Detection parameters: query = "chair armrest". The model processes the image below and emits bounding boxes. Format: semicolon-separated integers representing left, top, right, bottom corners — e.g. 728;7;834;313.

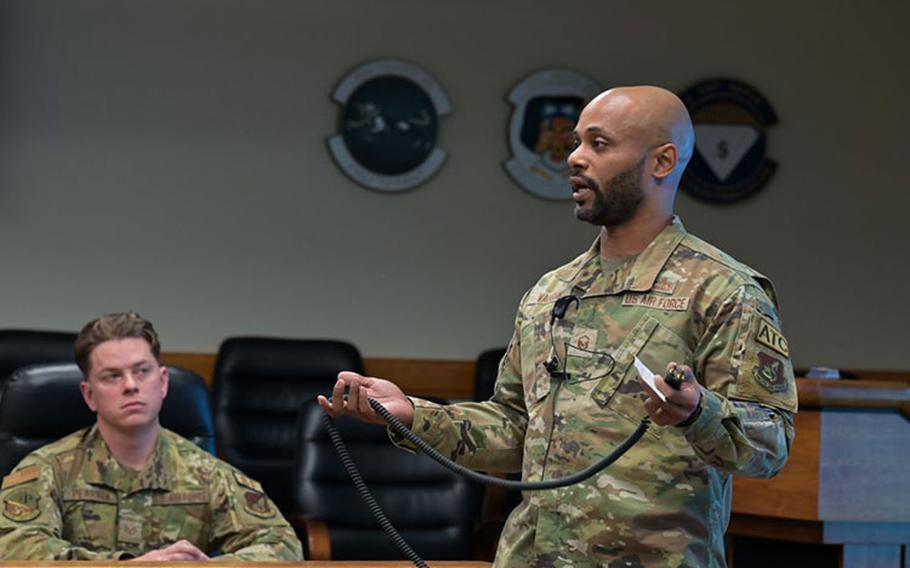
289;515;331;560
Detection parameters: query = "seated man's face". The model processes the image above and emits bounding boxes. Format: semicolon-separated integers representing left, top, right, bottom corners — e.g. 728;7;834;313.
79;337;169;434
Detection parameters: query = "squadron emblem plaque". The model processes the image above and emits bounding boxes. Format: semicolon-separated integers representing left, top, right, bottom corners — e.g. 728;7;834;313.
504;69;600;200
679;79;778;203
328;59;451;192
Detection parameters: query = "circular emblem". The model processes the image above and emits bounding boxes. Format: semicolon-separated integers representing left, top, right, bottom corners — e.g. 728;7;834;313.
3;487;41;522
679;78;778;203
504;69;601;200
328;59;451;192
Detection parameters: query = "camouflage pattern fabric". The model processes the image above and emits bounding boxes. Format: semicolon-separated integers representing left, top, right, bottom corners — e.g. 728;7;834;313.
0;425;302;561
397;217;797;568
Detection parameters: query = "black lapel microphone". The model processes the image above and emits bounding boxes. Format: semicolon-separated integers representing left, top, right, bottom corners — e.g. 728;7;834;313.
545;295;580;378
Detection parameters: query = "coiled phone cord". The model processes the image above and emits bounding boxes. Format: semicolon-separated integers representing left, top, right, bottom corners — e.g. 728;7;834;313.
320;397;650;567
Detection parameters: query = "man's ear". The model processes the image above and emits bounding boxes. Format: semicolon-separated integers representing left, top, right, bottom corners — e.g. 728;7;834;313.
80;380;97;412
652;143;679;180
159;365;169;399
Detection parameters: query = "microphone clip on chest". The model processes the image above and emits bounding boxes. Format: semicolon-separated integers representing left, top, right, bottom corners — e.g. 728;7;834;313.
544;294;580;380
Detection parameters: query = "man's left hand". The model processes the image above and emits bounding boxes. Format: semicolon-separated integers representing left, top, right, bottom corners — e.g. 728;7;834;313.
638;362;702;427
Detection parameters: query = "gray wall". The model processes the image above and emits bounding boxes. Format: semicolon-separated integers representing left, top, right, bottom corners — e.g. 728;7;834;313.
1;1;907;369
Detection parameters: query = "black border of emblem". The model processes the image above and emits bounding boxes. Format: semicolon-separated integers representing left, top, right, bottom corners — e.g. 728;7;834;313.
679;78;778;204
504;69;600;200
327;59;451;193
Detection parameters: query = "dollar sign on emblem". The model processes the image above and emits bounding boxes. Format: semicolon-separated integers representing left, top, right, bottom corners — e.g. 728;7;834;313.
717;140;728;160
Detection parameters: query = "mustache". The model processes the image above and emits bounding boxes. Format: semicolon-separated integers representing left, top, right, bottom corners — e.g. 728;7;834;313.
568;168;599;191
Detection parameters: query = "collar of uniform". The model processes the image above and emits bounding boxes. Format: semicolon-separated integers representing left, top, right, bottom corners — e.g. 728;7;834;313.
568;216;688;297
133;432;174;492
80;424;173;493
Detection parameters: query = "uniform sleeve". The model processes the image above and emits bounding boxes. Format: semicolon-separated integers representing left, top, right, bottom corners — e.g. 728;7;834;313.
685;283;798;478
0;457;126;560
207;466;303;561
390;299;531;473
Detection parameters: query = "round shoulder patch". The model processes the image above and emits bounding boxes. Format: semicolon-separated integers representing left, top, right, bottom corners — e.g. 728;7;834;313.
3;487;41;522
241;490;276;519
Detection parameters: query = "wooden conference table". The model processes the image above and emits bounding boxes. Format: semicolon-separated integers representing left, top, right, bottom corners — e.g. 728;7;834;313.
1;563;491;568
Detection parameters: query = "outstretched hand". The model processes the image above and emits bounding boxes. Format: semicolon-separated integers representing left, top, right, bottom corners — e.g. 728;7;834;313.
317;371;415;428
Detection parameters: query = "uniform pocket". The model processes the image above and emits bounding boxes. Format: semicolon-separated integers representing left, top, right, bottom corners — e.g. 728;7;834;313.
62;497;118;550
155;502;209;545
591;315;660;408
591;315;693;437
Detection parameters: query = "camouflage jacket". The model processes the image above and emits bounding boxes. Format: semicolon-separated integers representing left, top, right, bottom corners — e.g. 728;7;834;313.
402;218;797;568
0;425;302;561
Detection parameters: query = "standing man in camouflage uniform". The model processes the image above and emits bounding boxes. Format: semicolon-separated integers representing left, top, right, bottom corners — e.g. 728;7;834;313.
320;86;798;568
0;313;303;561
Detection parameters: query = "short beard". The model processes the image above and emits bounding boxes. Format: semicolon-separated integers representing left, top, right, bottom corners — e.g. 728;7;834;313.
573;157;646;228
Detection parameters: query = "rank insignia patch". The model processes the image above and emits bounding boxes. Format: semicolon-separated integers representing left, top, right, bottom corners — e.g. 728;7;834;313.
679;78;778;203
118;518;144;545
753;352;788;393
504;69;600;200
328;59;450;193
2;487;40;522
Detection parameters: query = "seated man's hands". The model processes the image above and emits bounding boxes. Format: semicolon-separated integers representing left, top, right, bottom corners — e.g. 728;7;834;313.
131;539;210;561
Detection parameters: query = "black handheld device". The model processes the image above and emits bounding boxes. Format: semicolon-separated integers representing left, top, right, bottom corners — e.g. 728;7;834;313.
664;365;687;389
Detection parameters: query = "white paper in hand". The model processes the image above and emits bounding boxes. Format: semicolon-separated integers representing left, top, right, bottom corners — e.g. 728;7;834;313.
634;356;666;402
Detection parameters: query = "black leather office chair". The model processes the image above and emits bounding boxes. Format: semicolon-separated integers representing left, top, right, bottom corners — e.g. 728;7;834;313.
0;363;215;477
0;329;78;394
474;347;507;401
212;337;364;516
293;400;483;561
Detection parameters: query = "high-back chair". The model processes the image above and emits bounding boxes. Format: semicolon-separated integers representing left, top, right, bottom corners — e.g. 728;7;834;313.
212;337;364;516
0;329;78;398
293;400;483;560
473;347;507;401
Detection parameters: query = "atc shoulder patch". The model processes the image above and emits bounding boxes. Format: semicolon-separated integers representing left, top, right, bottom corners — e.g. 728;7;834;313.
3;486;41;522
755;315;789;357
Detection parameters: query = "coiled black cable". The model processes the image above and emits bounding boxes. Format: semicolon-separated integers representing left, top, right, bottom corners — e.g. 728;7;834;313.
321;397;650;566
369;397;651;490
321;411;429;568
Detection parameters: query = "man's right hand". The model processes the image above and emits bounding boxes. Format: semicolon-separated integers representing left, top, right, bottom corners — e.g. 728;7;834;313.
131;539;210;561
317;371;414;428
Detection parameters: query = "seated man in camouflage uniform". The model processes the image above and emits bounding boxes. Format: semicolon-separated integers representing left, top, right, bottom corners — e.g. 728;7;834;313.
320;86;798;567
0;313;303;561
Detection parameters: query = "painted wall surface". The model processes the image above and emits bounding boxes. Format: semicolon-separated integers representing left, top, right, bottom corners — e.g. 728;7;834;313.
0;1;907;368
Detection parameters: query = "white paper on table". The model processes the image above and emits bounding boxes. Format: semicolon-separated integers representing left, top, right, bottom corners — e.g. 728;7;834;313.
633;356;666;402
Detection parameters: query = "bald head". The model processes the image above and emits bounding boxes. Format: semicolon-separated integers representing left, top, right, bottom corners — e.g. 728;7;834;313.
585;86;694;177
